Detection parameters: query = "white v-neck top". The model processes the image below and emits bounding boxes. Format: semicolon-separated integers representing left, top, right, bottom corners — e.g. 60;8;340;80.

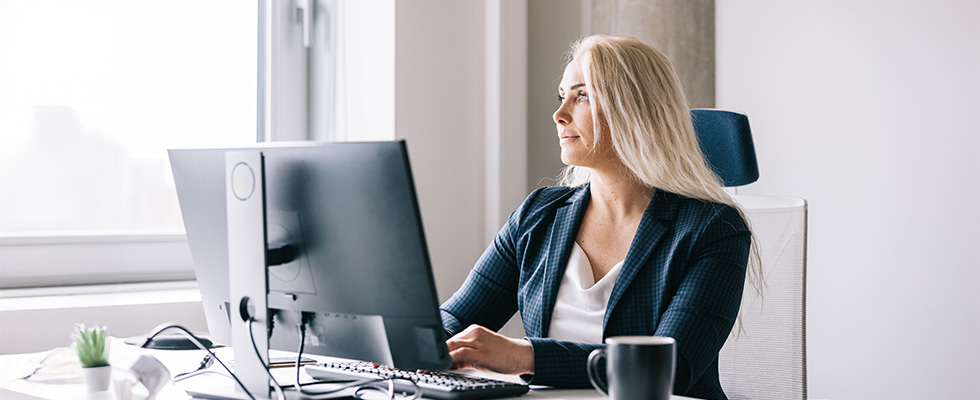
547;241;624;344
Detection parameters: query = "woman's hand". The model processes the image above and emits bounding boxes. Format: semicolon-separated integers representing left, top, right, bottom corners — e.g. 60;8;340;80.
445;324;535;376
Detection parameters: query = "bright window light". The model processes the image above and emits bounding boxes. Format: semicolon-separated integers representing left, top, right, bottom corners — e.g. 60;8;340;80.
0;0;257;235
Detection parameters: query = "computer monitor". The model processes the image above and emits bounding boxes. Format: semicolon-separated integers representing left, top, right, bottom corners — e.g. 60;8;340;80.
169;140;451;372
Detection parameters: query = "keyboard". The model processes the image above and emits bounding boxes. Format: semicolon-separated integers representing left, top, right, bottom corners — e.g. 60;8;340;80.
305;361;530;400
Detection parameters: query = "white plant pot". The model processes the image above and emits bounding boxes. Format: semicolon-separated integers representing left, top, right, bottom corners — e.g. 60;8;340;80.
82;365;112;392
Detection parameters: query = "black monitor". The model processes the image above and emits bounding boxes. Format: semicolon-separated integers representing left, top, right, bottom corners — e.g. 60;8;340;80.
168;140;451;372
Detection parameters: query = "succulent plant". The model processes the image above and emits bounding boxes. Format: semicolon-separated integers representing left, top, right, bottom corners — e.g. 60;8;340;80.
72;324;110;368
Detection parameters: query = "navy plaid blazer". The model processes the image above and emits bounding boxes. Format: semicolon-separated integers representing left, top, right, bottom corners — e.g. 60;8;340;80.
440;184;750;400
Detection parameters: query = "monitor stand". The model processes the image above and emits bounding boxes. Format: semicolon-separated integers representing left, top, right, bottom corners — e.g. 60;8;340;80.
225;151;271;398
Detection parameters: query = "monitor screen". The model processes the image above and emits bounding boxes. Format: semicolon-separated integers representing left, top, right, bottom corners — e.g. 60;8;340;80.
169;140;451;371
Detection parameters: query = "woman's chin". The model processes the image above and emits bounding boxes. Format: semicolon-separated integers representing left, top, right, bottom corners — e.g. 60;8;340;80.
559;154;574;166
560;152;587;167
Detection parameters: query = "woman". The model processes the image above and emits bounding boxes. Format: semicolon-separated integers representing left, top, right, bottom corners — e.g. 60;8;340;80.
440;35;754;400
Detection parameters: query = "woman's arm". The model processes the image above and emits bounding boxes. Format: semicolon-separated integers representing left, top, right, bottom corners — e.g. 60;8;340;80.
440;188;555;337
655;205;750;393
439;221;523;336
522;337;603;387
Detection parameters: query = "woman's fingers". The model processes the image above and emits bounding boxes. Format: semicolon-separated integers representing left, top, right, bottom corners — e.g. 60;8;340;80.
446;326;491;367
445;325;534;376
448;346;481;369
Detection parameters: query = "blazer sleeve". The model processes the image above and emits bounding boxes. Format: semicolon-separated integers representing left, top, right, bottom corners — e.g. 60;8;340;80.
439;189;546;337
655;205;750;394
521;337;602;387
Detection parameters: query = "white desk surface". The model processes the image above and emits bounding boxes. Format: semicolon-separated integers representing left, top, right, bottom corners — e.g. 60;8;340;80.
0;339;696;400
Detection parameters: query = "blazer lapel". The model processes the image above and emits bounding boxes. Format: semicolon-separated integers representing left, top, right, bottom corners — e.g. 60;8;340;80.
536;185;590;338
603;190;679;332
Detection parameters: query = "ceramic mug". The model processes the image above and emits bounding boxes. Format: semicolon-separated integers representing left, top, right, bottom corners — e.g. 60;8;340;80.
587;336;676;400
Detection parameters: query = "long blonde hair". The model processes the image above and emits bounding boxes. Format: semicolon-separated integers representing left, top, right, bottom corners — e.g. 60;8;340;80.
558;35;763;301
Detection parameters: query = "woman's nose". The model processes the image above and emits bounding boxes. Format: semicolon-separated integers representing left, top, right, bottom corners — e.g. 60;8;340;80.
553;102;570;125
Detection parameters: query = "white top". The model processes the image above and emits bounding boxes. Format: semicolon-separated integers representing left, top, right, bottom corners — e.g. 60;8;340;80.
547;242;624;344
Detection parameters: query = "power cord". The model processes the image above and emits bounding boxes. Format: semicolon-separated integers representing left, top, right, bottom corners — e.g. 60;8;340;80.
288;320;386;399
246;313;389;399
289;317;421;400
246;318;286;400
173;354;213;381
141;323;255;400
146;319;422;400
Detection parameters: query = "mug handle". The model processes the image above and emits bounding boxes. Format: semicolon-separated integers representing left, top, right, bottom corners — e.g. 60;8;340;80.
587;348;607;395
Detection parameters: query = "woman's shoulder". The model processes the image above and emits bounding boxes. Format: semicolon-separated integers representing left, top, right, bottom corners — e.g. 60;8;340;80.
527;185;582;203
510;185;585;221
660;190;748;231
524;185;584;208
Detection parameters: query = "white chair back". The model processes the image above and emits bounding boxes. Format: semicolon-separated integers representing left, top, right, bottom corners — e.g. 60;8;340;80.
719;195;808;400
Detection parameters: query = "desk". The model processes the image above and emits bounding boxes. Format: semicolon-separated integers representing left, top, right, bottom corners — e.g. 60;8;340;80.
0;340;696;400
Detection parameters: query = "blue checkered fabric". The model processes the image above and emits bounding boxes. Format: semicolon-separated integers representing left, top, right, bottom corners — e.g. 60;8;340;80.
440;185;750;400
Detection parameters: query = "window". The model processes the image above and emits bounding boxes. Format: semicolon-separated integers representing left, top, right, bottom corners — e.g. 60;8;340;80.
0;0;359;290
0;0;257;288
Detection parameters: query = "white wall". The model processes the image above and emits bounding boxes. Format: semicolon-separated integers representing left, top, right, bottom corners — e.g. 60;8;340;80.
393;1;490;302
716;1;980;399
343;0;522;303
526;0;581;191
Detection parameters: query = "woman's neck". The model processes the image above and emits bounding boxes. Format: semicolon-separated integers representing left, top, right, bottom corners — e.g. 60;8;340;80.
587;169;654;222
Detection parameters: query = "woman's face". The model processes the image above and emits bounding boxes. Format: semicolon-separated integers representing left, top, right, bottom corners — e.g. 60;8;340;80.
553;60;617;169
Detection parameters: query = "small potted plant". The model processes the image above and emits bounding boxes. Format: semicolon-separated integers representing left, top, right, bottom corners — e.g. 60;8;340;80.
73;324;111;392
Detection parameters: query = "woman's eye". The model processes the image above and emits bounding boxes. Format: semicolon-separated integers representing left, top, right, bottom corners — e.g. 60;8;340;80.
557;95;565;104
577;93;589;102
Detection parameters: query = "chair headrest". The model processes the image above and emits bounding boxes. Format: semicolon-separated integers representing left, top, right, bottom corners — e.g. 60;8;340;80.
691;109;760;187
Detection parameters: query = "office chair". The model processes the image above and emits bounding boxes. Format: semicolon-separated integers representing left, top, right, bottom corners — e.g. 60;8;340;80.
692;109;809;400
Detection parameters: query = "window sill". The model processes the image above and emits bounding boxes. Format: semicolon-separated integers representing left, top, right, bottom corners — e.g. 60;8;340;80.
0;280;199;306
0;281;206;354
0;234;194;289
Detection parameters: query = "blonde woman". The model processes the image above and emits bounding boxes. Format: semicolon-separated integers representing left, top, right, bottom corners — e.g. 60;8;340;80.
441;35;752;400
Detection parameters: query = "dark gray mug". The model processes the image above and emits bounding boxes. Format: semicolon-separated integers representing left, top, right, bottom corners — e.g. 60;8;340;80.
587;336;676;400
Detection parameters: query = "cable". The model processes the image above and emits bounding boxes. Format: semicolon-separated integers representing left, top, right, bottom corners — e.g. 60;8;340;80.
142;324;255;400
291;321;384;399
295;317;307;392
288;318;420;400
173;354;213;381
351;378;421;400
354;379;396;400
172;369;236;384
294;377;395;399
246;318;285;400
